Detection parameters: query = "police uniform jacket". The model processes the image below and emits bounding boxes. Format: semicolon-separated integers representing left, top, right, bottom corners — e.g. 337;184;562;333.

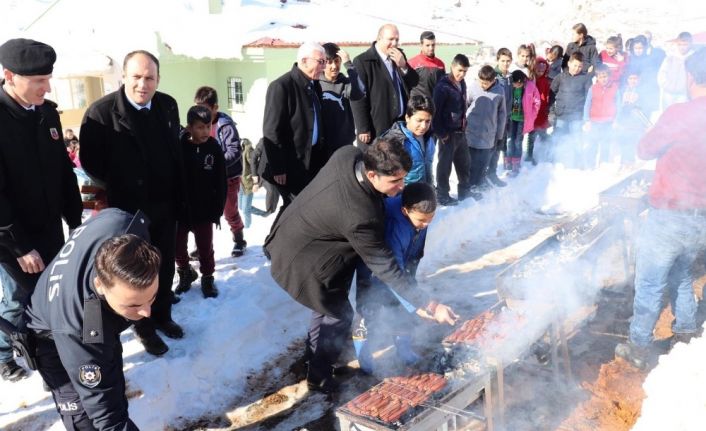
0;82;83;269
79;86;186;221
264;145;429;319
25;208;151;431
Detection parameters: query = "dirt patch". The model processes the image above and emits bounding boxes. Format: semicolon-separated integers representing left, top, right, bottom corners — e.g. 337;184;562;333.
556;360;646;431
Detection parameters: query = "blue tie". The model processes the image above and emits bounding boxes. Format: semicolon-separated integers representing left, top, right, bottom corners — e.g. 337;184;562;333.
310;82;320;146
391;65;404;115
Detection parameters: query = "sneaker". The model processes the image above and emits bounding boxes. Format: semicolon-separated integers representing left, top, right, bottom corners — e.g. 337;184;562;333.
437;194;459;207
188;249;199;261
155;319;184;339
0;360;28;382
201;275;219;298
136;332;169;356
615;341;650;370
487;174;507;187
175;265;198;294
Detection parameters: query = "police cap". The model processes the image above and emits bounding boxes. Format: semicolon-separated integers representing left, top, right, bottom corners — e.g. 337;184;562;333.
0;38;56;76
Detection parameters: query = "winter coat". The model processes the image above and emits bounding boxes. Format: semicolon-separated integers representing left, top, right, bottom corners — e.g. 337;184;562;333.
432;74;467;137
639;96;706;210
264;145;425;319
179;135;227;226
465;79;506;149
212;111;242;179
534;57;552;129
521;79;541;134
319;64;363;155
548;59;563;80
658;49;694;97
550;71;593;121
599;50;628;84
261;64;325;196
408;54;446;101
627;53;661;112
384;195;427;277
0;83;83;267
240;138;255;193
79;86;186;221
583;81;620;123
380;121;435;185
352;43;419;140
564;35;599;73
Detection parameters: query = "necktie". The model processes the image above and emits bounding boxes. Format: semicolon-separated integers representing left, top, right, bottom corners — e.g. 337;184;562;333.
391;63;404;115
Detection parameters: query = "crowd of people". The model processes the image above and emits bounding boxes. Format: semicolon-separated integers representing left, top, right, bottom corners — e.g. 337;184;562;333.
0;20;705;430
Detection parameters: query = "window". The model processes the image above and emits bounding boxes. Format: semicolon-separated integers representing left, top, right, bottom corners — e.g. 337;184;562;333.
227;76;244;110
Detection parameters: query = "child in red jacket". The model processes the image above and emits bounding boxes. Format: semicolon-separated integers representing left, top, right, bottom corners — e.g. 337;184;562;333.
583;63;620;168
526;57;552;165
599;36;628;84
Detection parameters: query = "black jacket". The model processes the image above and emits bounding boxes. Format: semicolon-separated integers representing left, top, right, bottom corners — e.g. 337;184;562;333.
261;64;324;195
264;146;427;319
26;208;151;431
0;83;83;268
432;74;467;137
550;71;593;121
179;135;227;226
319;63;363;155
352;43;419;141
564;35;599;73
79;87;185;221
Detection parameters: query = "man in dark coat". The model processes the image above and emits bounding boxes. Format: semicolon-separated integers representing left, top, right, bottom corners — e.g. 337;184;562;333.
79;50;185;356
265;138;458;393
352;24;420;145
563;23;599;74
319;43;363;155
0;38;83;382
260;42;327;209
26;209;158;431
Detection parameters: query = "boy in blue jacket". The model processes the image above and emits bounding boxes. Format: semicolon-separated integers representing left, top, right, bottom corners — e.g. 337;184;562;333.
354;182;443;373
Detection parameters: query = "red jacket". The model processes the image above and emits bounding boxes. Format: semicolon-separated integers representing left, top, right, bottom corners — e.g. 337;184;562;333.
534;57;551;129
639;96;706;210
599;50;628;83
408;54;445;71
587;81;619;122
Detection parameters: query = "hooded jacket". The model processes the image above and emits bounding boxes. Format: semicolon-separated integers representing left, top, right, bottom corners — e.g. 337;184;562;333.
534;57;552;129
564;35;599;73
212;111;242;179
380;121;435;185
465;79;507;149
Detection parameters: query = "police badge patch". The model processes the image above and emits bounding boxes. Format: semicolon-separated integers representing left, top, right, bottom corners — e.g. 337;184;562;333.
78;364;102;388
50;127;60;140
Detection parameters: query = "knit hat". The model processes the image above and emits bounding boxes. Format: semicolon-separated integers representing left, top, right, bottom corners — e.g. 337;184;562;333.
0;38;56;75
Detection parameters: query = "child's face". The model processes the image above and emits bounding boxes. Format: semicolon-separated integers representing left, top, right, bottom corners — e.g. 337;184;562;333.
606;43;617;57
627;75;639;88
402;207;435;230
632;42;645;57
568;59;582;75
596;71;610;86
677;39;692;56
517;49;530;66
535;62;547;76
187;121;212;144
479;78;495;91
497;55;512;74
546;51;557;62
405;110;432;138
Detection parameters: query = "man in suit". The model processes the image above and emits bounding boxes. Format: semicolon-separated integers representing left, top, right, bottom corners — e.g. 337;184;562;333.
352;24;420;145
79;50;185;356
260;42;326;209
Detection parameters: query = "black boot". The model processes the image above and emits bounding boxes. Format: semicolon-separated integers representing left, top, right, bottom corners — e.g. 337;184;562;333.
615;341;651;370
0;359;28;382
487;173;507;187
135;330;169;356
201;275;219;298
175;265;198;294
231;230;247;257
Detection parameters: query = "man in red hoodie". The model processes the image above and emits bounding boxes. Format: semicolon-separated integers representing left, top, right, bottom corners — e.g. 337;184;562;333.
615;47;706;370
408;31;446;101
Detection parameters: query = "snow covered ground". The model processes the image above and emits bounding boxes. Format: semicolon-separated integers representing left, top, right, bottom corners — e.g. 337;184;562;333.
0;149;648;430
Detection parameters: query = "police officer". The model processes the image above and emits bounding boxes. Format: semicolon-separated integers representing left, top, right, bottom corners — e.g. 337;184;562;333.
0;38;83;382
25;209;160;430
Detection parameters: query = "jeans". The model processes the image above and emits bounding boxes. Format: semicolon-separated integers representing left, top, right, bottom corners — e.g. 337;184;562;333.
629;209;706;346
507;120;524;159
238;190;253;228
0;263;30;363
468;147;493;187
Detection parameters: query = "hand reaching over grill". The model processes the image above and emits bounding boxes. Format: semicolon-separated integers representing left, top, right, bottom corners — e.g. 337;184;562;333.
417;301;459;325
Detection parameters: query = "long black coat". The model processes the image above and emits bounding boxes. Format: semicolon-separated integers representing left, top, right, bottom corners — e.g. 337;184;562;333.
351;43;419;141
0;83;82;270
79;86;185;219
261;64;324;196
264;146;428;319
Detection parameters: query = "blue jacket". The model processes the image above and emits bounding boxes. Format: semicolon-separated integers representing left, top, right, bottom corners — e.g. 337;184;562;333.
381;121;435;185
214;112;242;179
384;196;427;276
432;74;467;137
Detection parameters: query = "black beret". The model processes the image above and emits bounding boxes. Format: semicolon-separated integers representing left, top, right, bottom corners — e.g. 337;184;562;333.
0;38;56;76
